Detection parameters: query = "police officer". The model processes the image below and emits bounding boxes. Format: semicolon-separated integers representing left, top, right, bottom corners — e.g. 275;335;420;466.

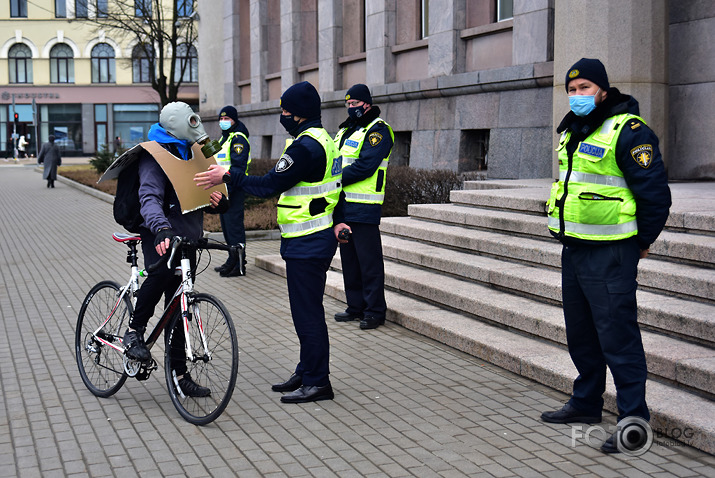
195;81;341;403
541;58;671;453
213;105;251;277
332;84;393;330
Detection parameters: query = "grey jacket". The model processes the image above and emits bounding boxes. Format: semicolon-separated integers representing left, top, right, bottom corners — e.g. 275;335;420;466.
38;141;61;180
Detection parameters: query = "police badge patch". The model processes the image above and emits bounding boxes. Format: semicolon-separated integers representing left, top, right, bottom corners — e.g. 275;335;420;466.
630;144;653;168
233;144;243;155
368;132;382;146
275;154;294;172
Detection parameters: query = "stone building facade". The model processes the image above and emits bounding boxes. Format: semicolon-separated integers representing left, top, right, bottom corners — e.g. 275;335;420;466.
198;0;715;181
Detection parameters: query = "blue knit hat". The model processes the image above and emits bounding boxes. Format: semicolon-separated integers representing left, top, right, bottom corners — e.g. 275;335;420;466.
565;58;610;92
280;81;321;119
345;84;372;104
219;105;238;122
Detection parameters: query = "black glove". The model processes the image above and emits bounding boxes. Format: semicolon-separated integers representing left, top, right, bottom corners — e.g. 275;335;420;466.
214;194;230;214
154;228;176;248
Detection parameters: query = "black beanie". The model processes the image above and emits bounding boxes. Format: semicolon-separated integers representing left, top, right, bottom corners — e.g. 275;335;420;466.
219;105;238;122
280;81;321;119
565;58;610;92
345;83;372;104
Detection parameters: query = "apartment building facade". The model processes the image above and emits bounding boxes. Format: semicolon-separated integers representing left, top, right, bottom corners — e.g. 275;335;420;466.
1;0;198;157
198;0;714;181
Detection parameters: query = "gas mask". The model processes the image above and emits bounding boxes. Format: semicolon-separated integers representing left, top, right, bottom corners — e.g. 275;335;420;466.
159;102;221;157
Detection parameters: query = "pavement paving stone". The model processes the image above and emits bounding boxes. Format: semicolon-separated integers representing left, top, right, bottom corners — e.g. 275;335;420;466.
1;165;714;477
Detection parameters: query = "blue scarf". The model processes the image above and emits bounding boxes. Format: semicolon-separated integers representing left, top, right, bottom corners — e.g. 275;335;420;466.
147;123;191;161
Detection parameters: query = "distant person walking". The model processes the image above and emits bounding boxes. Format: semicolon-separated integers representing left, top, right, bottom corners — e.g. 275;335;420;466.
114;136;122;154
38;135;61;188
18;135;28;158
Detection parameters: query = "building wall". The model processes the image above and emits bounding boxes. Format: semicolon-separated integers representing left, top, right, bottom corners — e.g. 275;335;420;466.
0;0;198;157
199;0;714;180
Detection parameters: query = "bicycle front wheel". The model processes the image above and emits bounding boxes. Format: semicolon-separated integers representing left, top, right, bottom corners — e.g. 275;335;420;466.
76;281;130;397
165;293;238;425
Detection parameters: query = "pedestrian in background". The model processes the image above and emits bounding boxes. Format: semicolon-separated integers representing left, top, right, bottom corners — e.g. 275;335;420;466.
18;135;28;158
541;58;671;453
332;84;394;330
38;135;61;188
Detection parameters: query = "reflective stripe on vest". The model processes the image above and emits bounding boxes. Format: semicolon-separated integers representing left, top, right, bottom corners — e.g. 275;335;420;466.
548;216;637;236
277;127;341;238
560;170;629;189
335;117;393;205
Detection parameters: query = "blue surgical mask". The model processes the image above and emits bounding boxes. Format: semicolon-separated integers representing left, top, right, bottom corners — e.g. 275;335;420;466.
219;120;232;130
569;88;600;117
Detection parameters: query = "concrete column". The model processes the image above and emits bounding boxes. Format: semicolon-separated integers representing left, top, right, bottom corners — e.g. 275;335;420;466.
552;0;668;177
250;0;268;103
280;0;300;92
365;0;396;86
222;2;240;105
512;0;553;65
428;0;466;77
197;1;225;114
318;0;342;93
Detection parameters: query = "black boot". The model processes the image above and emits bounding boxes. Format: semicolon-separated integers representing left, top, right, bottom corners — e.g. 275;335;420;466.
220;245;246;277
214;257;232;273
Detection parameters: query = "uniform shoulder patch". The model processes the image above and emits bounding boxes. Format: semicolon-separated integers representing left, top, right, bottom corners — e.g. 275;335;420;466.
629;120;642;130
630;144;653;168
233;144;243;155
368;132;383;146
275;154;294;172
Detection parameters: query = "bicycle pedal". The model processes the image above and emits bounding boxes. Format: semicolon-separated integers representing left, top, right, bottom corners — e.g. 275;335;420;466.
135;359;158;381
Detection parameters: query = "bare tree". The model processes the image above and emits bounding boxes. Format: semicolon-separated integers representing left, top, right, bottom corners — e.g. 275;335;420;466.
90;0;198;106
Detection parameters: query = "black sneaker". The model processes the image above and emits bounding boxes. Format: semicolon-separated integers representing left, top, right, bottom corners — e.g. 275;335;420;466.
123;329;151;362
178;373;211;397
540;403;601;424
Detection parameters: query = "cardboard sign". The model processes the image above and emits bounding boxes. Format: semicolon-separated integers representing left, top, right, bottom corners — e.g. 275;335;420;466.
98;141;227;213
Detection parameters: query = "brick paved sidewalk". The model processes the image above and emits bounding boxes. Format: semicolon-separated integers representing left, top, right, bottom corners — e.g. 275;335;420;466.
0;166;712;477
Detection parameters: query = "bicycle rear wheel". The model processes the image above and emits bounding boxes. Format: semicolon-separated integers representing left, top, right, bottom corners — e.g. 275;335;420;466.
76;281;130;397
164;293;238;425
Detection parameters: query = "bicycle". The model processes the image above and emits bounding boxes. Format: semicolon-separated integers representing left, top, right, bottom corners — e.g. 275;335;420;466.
75;232;241;425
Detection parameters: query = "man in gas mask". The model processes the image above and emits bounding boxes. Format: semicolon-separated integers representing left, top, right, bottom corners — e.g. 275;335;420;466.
123;101;228;397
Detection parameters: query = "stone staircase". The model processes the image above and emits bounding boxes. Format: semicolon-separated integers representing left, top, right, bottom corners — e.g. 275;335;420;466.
255;178;715;454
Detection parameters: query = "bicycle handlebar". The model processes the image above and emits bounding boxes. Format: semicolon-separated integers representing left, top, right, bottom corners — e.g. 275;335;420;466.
143;236;243;275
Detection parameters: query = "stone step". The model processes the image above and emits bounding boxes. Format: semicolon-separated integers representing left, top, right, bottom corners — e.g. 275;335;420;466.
406;203;715;266
326;247;715;397
254;253;715;455
380;216;715;304
377;233;715;346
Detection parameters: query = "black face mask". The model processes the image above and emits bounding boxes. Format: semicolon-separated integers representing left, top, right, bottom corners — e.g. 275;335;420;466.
348;105;366;120
280;113;300;135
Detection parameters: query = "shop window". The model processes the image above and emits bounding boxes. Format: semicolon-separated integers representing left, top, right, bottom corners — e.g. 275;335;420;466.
91;43;115;83
174;43;198;83
40;104;83;154
50;44;74;83
132;44;154;83
113;104;159;149
11;0;28;18
9;44;32;84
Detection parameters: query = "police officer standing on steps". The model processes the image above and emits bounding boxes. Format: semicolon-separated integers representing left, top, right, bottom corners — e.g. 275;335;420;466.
541;58;671;454
213;105;251;277
195;81;341;404
332;84;393;330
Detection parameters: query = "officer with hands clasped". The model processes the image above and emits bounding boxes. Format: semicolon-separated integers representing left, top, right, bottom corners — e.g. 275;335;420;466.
123;101;229;398
213;105;251;277
541;58;671;453
332;84;394;330
195;81;342;404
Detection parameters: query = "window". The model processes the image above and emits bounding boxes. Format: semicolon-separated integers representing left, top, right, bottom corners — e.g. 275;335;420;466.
40;104;83;153
91;43;115;83
135;0;151;17
497;0;513;21
421;0;429;39
9;44;32;84
132;44;154;83
55;0;66;17
177;0;193;17
174;43;198;82
50;44;74;83
113;104;160;149
96;0;108;17
75;0;88;18
10;0;27;18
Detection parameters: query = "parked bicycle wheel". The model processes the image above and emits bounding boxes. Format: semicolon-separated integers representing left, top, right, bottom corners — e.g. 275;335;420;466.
164;293;238;425
76;281;130;397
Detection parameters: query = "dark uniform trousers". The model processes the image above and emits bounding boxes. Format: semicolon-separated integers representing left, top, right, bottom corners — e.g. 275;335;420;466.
339;222;387;319
561;237;649;421
285;256;332;387
221;188;246;246
131;228;190;376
